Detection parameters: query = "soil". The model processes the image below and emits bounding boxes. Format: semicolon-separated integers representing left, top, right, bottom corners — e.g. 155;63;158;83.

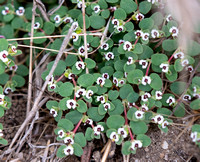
0;98;200;162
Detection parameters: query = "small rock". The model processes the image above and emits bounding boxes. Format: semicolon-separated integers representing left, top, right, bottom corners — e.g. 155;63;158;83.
162;141;169;150
164;154;168;161
144;147;149;152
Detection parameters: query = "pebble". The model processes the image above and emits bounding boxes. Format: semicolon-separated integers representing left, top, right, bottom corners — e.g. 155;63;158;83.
162;141;169;149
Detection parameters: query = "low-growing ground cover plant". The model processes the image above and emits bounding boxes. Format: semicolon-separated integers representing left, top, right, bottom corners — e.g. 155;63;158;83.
0;0;200;160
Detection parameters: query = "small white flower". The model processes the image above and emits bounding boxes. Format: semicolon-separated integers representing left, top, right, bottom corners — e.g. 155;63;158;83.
96;77;105;86
155;91;162;100
183;94;191;101
123;41;132;51
64;145;74;156
85;118;93;125
193;93;200;98
174;51;184;59
50;108;57;117
72;22;79;31
117;26;124;32
169;26;179;37
193;86;197;93
110;132;119;142
0;94;5;105
75;88;86;98
10;65;18;71
11;45;17;53
181;59;189;67
135;110;145;119
16;7;25;16
54;15;61;23
151;29;159;38
78;46;85;56
154;114;164;124
142;33;150;41
0;50;8;62
119;79;125;86
141;104;149;111
64;137;74;144
105;52;114;61
113;77;119;86
110;6;117;11
131;140;143;149
49;83;56;90
127;57;134;65
135;30;143;39
2;7;9;15
147;0;156;4
97;96;105;104
94;125;104;135
101;43;109;50
139;60;148;69
66;99;77;109
166;14;173;22
46;75;54;84
141;76;151;85
58;130;65;138
186;66;193;73
4;87;13;94
63;17;73;23
75;61;85;70
85;90;94;99
103;102;111;111
118;128;127;138
77;1;86;8
141;92;151;102
161;121;169;129
68;73;75;80
0;129;3;137
135;13;144;21
190;132;198;142
119;39;125;45
102;73;109;79
166;96;175;106
160;63;169;73
33;22;40;29
71;32;79;42
93;5;100;13
112;19;119;27
124;72;128;78
128;102;135;108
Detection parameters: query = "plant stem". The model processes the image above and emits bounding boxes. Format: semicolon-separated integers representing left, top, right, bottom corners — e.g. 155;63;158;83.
73;118;83;134
145;61;151;76
56;73;64;82
72;78;77;100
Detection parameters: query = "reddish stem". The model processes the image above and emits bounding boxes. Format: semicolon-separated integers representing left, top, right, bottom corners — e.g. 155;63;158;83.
133;38;139;46
72;78;77;100
56;73;64;82
78;56;83;62
145;62;151;76
124;105;134;141
134;104;140;109
125;16;132;23
168;53;175;63
73;118;83;134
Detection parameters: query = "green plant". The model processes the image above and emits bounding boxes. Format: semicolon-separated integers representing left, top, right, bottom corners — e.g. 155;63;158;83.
0;0;200;159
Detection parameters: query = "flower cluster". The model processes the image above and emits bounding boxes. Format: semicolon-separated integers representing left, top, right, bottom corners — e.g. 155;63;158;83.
152;114;169;129
112;19;124;32
46;75;57;90
110;127;128;142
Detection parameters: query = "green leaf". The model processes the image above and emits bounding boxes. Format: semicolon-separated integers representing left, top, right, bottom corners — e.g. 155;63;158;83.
133;43;143;54
85;127;93;141
127;69;143;84
151;54;168;66
124;22;134;32
136;134;151;147
174;103;185;117
130;121;148;135
33;32;47;44
108;99;124;115
114;60;126;71
119;84;133;99
47;60;66;76
174;59;184;72
190;99;200;110
0;39;8;51
192;124;200;132
51;39;62;54
43;21;55;35
127;91;139;103
77;100;87;113
0;108;4;117
16;65;29;76
98;0;108;9
57;119;74;132
139;1;152;14
151;12;164;26
58;82;73;97
120;0;137;14
157;108;172;117
114;8;127;20
170;82;186;95
78;13;90;29
68;9;81;19
139;18;154;30
0;73;9;85
0;138;8;145
150;73;162;90
65;110;83;124
85;58;96;69
74;132;86;147
162;39;178;52
87;107;105;122
106;0;118;3
12;75;25;87
108;90;119;100
65;55;77;66
100;66;114;76
101;9;110;19
73;143;83;157
0;61;5;75
46;100;58;109
106;115;125;129
187;40;200;56
90;15;105;29
59;97;69;110
11;17;24;29
56;145;66;158
77;74;95;87
122;141;131;155
0;24;14;38
165;65;178;82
